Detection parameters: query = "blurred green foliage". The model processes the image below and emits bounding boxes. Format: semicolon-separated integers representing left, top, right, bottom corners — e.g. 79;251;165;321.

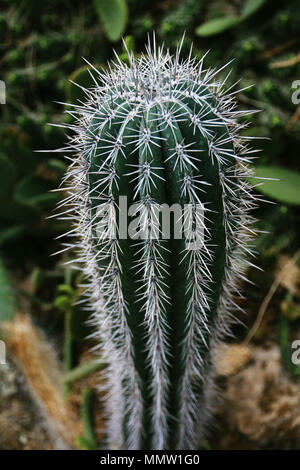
0;0;299;415
0;0;299;270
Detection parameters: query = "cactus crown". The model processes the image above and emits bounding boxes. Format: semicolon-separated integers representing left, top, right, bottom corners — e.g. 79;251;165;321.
56;37;259;450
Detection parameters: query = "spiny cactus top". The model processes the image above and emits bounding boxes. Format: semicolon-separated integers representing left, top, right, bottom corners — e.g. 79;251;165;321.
56;37;259;450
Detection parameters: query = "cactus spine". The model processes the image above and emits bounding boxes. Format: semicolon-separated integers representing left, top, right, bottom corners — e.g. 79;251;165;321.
56;38;259;450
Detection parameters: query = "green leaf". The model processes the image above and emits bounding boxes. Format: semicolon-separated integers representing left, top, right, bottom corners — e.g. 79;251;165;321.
242;0;266;18
93;0;128;42
0;257;15;323
57;284;75;296
195;0;266;37
79;389;98;449
54;295;72;311
64;360;106;385
252;166;300;205
195;16;241;37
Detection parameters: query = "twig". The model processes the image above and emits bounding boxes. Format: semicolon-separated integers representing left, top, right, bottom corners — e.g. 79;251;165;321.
243;277;280;345
259;37;299;60
244;251;300;345
286;104;300;130
270;52;300;69
64;360;106;385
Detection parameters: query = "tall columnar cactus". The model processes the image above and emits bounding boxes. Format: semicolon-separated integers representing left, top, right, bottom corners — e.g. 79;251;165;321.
56;38;259;450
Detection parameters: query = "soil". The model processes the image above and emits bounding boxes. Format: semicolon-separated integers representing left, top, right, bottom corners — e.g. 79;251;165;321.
1;344;299;450
0;355;53;450
213;345;300;450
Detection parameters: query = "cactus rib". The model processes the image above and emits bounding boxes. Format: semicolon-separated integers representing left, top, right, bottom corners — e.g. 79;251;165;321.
54;37;260;450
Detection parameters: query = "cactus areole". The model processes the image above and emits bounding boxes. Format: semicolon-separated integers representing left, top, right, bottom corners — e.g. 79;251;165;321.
57;38;259;450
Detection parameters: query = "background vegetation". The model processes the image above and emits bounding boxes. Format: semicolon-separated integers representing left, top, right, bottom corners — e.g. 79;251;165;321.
0;0;299;449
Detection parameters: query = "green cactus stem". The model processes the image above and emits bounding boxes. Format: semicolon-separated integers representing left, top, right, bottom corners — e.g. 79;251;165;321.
53;37;261;450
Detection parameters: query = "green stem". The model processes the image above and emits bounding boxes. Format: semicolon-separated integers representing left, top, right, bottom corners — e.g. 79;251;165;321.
64;359;106;385
76;388;98;450
64;308;73;398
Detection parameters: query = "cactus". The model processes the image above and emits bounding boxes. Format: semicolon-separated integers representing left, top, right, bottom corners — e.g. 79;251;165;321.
56;37;259;450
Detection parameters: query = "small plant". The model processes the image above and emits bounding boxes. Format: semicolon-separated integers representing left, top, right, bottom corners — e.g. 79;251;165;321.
55;37;259;450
